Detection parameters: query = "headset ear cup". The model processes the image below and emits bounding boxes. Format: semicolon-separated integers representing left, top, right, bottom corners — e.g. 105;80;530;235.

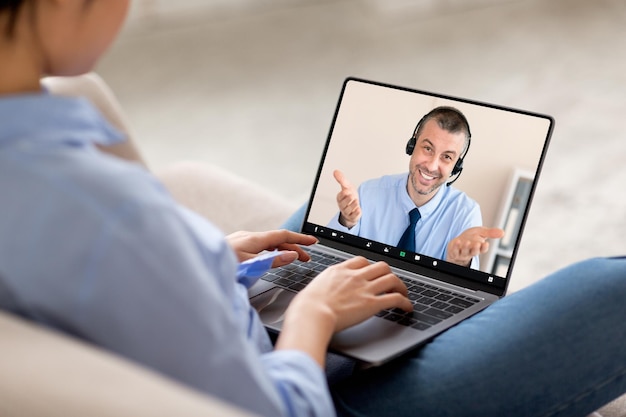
406;137;416;155
447;159;464;186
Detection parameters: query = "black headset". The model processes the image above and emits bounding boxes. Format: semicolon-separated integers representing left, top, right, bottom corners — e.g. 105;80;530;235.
405;106;472;186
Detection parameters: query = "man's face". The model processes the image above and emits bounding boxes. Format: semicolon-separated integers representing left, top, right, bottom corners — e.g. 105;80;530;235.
408;118;467;205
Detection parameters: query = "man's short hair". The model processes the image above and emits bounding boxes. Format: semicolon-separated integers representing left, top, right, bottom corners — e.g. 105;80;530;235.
414;106;471;153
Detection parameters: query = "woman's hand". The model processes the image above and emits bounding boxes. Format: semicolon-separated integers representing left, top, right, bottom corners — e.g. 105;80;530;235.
226;229;318;268
297;257;412;332
276;257;412;367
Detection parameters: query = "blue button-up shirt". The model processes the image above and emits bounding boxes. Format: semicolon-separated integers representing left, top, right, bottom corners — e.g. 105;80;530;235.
327;173;482;269
0;93;333;417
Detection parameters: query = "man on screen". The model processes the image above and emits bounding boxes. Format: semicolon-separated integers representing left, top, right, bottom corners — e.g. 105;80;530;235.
328;106;504;269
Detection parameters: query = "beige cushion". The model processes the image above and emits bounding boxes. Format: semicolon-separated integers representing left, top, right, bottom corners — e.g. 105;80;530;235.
0;311;257;417
42;73;132;137
156;161;298;234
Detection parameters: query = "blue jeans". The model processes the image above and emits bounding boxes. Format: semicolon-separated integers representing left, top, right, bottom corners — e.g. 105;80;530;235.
282;207;626;417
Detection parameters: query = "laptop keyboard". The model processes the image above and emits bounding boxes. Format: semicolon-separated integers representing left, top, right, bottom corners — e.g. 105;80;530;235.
260;248;480;331
378;278;479;330
261;250;343;292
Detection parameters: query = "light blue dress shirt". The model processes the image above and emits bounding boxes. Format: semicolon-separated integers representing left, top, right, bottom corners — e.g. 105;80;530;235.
327;173;482;269
0;93;333;417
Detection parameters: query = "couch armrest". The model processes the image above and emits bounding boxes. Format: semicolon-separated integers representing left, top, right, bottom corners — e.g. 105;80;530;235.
156;161;298;234
0;311;257;417
42;73;147;167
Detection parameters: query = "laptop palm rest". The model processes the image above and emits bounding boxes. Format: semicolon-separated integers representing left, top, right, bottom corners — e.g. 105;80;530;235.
250;287;296;327
251;286;422;364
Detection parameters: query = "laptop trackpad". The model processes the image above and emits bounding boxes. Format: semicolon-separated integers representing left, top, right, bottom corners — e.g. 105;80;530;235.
250;287;296;328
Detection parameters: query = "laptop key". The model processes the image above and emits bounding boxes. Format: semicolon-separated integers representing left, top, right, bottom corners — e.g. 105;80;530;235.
384;313;404;322
435;293;453;301
398;317;417;327
261;273;280;282
417;297;437;305
305;269;319;278
412;322;432;331
317;257;336;266
293;265;312;275
449;298;474;309
289;274;309;283
274;269;295;278
414;313;442;325
431;301;449;310
281;263;298;271
288;282;307;292
424;308;453;320
446;305;464;314
412;303;428;312
274;278;295;288
421;289;439;298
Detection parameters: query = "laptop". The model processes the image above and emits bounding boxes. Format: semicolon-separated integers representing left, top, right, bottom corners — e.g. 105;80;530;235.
248;77;554;365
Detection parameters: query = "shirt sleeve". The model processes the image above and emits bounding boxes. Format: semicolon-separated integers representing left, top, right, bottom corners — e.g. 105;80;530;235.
236;250;280;288
72;200;336;417
327;212;356;233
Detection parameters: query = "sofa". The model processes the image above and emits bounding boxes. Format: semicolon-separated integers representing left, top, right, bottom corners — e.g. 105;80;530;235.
1;73;623;417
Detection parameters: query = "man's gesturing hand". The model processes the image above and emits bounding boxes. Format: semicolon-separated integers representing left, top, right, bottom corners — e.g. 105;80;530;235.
446;227;505;267
333;169;361;229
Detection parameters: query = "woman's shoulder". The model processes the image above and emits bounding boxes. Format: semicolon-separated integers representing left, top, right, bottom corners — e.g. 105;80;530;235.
39;148;173;221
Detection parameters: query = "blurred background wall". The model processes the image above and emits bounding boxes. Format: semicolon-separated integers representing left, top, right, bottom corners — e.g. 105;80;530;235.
96;0;626;292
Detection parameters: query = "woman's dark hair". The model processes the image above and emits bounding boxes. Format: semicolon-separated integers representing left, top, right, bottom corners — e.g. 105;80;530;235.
1;0;26;39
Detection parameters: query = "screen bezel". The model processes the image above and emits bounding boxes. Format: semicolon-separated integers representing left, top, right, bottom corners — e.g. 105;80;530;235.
301;77;554;297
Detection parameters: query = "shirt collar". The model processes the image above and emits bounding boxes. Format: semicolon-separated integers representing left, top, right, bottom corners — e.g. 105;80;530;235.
400;173;448;219
0;92;125;148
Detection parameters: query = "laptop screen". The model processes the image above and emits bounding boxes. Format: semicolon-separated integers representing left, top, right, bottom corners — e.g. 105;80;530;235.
302;78;553;295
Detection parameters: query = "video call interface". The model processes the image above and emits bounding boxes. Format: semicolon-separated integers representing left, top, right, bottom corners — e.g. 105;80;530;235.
302;78;553;290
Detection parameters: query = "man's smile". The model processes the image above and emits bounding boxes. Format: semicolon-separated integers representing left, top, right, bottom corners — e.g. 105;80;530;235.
419;167;439;182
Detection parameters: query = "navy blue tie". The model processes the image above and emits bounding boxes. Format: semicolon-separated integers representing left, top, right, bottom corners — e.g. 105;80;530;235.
397;208;420;252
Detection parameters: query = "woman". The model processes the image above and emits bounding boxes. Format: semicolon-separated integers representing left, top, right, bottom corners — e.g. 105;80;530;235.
0;2;624;416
